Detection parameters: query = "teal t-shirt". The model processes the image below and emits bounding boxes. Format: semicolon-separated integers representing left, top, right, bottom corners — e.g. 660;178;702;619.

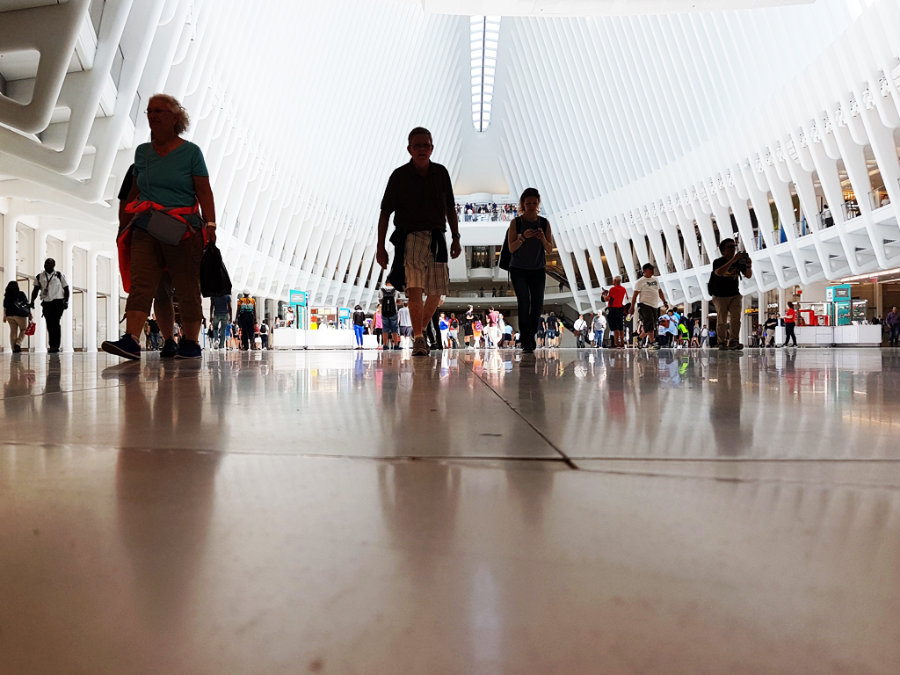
133;141;208;208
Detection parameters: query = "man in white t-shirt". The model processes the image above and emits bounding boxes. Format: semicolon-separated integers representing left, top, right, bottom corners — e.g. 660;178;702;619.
30;258;70;353
573;314;587;348
631;263;667;348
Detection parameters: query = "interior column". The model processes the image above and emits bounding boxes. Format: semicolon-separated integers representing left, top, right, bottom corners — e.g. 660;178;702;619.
60;239;74;353
85;250;98;352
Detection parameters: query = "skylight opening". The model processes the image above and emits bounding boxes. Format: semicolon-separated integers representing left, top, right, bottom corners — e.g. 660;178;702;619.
470;15;501;133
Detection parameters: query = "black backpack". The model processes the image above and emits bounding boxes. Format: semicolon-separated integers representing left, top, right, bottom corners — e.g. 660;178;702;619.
381;288;397;317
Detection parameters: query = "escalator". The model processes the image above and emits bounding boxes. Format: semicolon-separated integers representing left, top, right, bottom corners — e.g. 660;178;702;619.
545;267;569;289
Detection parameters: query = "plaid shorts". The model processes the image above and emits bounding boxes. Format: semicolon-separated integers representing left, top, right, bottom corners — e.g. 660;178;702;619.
404;231;449;296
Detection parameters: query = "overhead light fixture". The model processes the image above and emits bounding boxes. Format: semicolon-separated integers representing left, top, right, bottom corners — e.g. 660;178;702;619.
838;267;900;283
470;15;500;132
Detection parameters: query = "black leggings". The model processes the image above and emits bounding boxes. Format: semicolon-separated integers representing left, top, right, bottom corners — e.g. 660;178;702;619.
784;323;797;346
510;267;545;350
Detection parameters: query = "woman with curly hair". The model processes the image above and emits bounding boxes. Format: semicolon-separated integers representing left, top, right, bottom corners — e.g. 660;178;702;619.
103;94;216;360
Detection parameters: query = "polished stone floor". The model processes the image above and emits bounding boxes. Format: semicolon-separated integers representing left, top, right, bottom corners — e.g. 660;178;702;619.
1;347;899;673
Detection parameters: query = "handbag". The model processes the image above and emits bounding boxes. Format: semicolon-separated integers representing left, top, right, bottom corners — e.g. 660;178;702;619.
146;209;188;246
498;218;516;271
200;243;232;297
13;298;30;317
24;321;36;336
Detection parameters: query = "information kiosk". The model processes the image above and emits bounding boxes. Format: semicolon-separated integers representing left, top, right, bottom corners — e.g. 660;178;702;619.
271;289;309;349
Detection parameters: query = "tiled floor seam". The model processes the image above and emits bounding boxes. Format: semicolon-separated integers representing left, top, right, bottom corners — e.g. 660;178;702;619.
568;457;900;463
573;466;900;490
0;442;576;466
463;360;579;469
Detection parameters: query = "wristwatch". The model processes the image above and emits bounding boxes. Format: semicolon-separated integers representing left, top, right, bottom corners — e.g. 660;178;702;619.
451;232;461;240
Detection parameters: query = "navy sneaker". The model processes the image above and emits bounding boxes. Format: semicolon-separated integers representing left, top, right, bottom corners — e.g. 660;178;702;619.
101;333;141;360
174;339;202;359
160;338;177;358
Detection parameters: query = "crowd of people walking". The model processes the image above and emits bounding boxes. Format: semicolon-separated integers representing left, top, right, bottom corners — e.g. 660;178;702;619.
9;111;884;362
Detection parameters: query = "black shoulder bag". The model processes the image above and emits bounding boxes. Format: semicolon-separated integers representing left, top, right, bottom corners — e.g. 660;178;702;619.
498;217;519;271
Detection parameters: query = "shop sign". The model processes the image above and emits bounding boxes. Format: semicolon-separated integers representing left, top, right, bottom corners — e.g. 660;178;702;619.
290;290;308;307
338;307;351;320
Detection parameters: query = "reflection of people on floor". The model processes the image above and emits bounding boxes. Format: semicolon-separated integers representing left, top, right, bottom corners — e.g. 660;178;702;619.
43;352;63;396
115;363;222;641
709;356;753;457
602;351;629;423
4;358;36;406
505;363;557;524
377;358;461;576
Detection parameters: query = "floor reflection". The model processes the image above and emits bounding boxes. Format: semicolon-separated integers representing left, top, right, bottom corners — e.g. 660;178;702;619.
0;348;897;465
115;362;222;648
1;348;900;671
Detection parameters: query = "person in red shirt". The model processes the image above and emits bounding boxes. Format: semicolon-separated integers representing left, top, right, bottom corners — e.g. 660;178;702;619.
782;301;797;347
601;276;629;348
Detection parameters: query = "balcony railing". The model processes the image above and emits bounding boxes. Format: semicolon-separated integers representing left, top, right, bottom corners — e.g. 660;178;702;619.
816;210;835;229
842;201;861;220
870;188;891;209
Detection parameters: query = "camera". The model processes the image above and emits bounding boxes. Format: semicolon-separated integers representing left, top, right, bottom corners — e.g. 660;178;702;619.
733;250;751;275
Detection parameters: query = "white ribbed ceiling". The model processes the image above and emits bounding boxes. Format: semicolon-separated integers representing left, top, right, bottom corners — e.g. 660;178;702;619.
1;0;899;310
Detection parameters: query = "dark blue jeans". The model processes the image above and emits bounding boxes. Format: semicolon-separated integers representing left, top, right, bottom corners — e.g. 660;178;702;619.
212;314;229;348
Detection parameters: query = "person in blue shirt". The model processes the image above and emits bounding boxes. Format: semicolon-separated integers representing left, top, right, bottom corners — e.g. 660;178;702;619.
103;94;216;360
438;313;450;348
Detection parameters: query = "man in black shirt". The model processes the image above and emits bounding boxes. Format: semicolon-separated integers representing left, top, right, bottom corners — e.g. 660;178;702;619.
376;127;462;356
708;238;753;350
147;315;161;350
763;313;778;347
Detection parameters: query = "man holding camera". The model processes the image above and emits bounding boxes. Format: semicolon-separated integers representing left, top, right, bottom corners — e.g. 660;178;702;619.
708;238;752;351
